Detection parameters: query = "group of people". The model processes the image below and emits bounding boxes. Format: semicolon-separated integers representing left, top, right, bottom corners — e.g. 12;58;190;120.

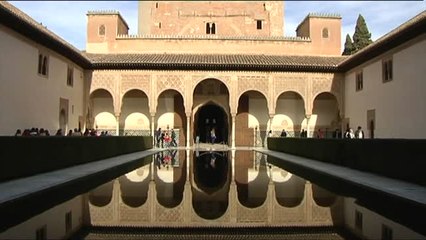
155;128;177;148
14;127;108;137
344;126;364;139
267;126;365;139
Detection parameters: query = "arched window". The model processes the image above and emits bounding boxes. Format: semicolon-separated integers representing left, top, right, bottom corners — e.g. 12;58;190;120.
42;56;48;76
99;25;106;36
322;28;329;38
38;54;43;74
206;22;216;35
206;23;210;34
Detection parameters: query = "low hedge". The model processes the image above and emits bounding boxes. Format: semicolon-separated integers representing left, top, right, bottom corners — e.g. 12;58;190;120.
267;138;426;186
0;136;152;182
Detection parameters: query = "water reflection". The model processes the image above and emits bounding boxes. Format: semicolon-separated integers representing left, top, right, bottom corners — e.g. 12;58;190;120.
87;150;342;226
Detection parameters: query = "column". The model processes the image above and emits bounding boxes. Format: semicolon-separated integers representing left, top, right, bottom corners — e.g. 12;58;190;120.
305;114;311;138
231;114;236;149
150;113;155;146
115;114;120;136
186;113;191;149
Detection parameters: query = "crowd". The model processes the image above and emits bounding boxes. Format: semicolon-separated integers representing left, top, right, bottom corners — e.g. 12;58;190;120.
155;128;178;148
14;128;110;137
268;126;365;139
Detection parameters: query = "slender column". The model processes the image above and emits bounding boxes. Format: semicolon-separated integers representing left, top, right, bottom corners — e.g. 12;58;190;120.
186;113;191;149
305;114;311;138
150;113;155;146
115;114;120;136
231;114;236;149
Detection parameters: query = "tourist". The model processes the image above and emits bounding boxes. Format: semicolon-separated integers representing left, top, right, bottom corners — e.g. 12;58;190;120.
317;129;324;138
344;128;355;139
14;129;22;136
280;129;287;137
171;129;177;147
55;129;62;136
210;128;216;144
355;126;364;139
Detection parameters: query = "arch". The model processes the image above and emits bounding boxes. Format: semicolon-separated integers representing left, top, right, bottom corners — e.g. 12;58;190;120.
88;181;113;207
274;175;305;207
312;92;340;138
99;24;106;36
59;109;67;133
237;89;268;105
121;89;150;136
119;166;150;207
193;102;229;144
156;87;185;107
312;184;337;207
322;28;329;38
192;77;231;96
273;91;306;137
275;90;306;110
121;88;149;105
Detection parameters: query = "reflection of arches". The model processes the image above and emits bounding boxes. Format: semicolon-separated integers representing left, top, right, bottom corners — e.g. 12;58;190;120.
193;151;229;194
274;175;305;207
312;184;336;207
89;181;113;207
312;92;339;138
120;166;150;207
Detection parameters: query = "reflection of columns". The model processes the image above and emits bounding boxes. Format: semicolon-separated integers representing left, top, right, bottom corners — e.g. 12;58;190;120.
229;182;237;223
186;113;191;149
231;114;236;149
305;114;311;138
183;181;191;223
305;181;313;223
112;179;120;221
267;181;275;223
148;181;156;222
115;114;120;136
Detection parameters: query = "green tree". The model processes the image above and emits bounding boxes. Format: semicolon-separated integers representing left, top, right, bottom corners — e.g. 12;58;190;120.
342;34;355;55
352;14;373;53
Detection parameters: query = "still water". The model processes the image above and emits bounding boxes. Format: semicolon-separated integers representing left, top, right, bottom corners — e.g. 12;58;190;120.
86;150;344;228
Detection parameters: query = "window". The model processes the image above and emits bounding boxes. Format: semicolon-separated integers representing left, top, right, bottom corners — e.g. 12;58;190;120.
67;66;74;87
65;211;72;234
257;20;262;30
382;58;393;82
38;52;49;77
36;225;47;240
356;71;363;91
99;24;105;36
355;210;363;231
382;224;393;240
155;2;159;8
322;28;329;38
206;22;216;35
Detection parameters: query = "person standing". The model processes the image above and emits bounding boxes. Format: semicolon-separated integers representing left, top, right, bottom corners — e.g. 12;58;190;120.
280;129;287;137
355;126;364;139
171;129;177;147
210;128;216;144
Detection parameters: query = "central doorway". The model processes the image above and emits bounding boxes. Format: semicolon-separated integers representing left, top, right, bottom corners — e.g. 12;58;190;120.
194;103;229;144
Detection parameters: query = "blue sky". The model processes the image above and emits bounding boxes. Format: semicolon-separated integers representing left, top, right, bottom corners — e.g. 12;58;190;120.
9;1;425;51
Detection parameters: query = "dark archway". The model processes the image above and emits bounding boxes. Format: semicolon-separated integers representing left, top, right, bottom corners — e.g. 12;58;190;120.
194;103;228;144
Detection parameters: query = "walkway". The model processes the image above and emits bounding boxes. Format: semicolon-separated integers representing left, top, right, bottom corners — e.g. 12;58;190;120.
255;148;426;235
0;148;162;231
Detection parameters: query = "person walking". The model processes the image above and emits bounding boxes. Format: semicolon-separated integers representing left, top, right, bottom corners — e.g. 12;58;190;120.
355;126;365;139
171;129;177;147
210;128;216;144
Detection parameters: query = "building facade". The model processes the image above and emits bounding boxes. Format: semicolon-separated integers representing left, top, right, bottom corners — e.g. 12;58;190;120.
0;1;425;143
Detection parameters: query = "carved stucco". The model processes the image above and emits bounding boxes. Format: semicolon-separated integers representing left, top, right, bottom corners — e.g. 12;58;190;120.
90;70;342;119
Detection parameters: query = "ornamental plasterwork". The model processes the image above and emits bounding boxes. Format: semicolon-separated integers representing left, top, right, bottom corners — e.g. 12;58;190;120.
273;75;307;100
311;75;342;110
237;203;268;223
272;199;306;223
120;74;151;97
191;74;232;94
156;75;185;97
118;203;150;222
90;72;116;97
155;204;184;222
237;75;269;100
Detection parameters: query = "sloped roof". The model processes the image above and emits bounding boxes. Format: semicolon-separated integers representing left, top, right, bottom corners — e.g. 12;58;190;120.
0;2;425;73
0;1;91;68
86;53;346;72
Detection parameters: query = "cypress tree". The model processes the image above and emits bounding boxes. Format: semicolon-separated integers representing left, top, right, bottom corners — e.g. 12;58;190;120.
342;34;354;55
352;14;373;53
